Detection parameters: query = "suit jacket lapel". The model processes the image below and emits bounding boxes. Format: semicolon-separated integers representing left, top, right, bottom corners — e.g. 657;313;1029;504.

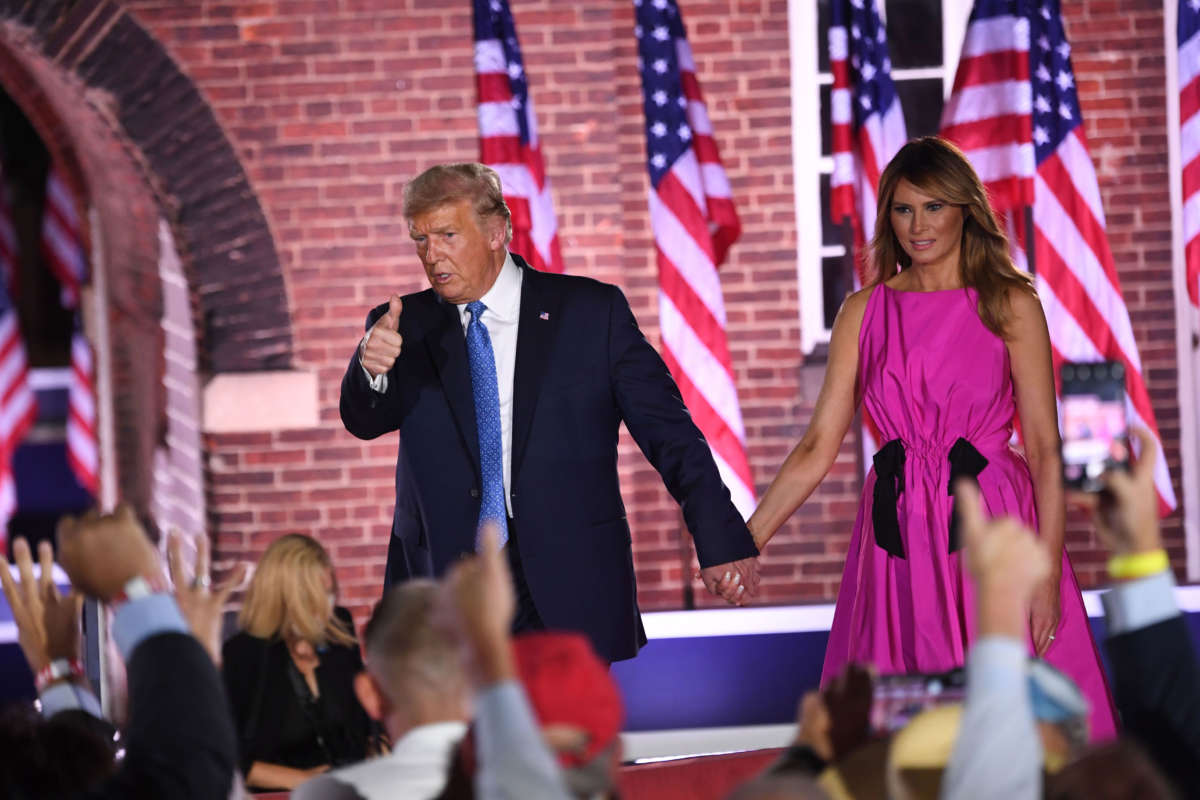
424;297;480;476
511;259;561;480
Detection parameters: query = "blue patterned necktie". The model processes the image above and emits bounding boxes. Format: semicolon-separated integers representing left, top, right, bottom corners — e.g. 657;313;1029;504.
465;301;508;548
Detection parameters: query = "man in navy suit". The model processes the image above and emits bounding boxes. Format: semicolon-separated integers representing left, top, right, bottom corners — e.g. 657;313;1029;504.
340;163;759;662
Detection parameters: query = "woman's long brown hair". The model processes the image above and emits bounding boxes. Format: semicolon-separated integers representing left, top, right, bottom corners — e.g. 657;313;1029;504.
869;136;1036;337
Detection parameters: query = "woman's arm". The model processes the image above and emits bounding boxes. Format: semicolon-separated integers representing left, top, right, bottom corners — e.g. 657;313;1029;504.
746;287;870;550
1004;288;1065;656
246;761;329;790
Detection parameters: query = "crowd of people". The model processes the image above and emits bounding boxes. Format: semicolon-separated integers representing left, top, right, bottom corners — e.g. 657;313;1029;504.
0;427;1196;798
1;141;1199;798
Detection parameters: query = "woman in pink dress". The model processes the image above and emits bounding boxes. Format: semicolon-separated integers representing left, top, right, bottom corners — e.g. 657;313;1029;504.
747;137;1116;738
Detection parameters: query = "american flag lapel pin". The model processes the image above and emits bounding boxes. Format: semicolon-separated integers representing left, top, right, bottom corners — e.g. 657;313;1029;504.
539;311;550;321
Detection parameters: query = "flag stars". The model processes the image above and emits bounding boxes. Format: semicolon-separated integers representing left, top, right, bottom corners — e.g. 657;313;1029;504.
634;24;643;38
860;94;872;110
1041;4;1051;19
651;153;667;169
851;24;861;39
653;25;669;41
1058;101;1072;120
653;58;669;74
1038;34;1051;50
1057;41;1071;59
1034;126;1050;146
677;95;687;108
1035;94;1051;114
507;62;523;80
861;61;876;82
1036;63;1052;82
652;89;668;105
677;123;691;141
653;0;667;8
1192;0;1200;11
651;121;667;137
1056;70;1074;91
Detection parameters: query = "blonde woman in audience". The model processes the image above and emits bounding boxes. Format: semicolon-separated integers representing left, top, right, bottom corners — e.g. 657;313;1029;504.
221;534;371;791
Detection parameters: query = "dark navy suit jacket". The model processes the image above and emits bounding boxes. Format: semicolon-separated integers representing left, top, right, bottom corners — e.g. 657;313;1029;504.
339;255;758;662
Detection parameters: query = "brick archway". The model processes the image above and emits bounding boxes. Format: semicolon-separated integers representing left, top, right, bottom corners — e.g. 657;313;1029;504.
0;1;295;537
0;0;293;373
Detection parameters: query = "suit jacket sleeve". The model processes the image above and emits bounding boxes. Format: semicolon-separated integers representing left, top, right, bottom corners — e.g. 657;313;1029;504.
86;632;237;800
340;303;401;440
1105;614;1200;791
605;285;758;567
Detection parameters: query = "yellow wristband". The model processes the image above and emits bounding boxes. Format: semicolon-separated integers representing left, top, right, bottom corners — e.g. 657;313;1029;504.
1107;549;1169;581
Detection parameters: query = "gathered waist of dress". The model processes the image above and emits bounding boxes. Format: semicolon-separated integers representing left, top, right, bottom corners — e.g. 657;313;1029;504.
883;431;1014;462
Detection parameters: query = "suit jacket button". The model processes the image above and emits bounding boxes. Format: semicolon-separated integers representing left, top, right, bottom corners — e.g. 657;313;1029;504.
470;488;480;498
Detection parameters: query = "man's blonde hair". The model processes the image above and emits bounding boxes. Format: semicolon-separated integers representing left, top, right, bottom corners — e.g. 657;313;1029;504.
402;162;513;244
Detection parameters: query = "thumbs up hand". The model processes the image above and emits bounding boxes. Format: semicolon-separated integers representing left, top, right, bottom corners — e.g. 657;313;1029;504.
360;294;404;377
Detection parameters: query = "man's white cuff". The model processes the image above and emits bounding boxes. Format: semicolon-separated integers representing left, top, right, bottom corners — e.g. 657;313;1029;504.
359;332;388;393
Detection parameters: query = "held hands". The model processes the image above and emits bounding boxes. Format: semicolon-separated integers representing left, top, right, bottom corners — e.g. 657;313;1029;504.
360;294;404;378
56;505;163;603
955;479;1053;646
697;555;760;606
0;538;82;673
1067;427;1162;558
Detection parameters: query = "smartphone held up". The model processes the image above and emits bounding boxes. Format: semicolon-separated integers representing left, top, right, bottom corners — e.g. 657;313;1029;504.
1060;361;1130;492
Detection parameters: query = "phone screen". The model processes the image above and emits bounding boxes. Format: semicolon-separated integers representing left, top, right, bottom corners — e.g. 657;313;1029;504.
869;669;966;735
1060;361;1129;492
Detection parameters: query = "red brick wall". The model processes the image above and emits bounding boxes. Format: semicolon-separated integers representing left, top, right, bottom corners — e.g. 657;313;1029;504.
98;0;1188;625
1067;0;1185;586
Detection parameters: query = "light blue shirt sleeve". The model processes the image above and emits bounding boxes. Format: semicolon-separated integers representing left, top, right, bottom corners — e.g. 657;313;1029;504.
474;680;572;800
39;679;103;719
1101;570;1178;636
110;593;189;661
942;636;1042;800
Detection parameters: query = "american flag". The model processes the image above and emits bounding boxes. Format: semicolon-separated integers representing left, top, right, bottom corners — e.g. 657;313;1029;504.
634;0;755;518
1180;0;1200;313
941;0;1177;514
0;179;37;548
41;167;98;496
829;0;907;283
828;0;907;463
473;0;564;273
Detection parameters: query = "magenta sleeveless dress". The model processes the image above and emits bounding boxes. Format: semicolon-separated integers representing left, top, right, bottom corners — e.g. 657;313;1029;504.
820;283;1116;740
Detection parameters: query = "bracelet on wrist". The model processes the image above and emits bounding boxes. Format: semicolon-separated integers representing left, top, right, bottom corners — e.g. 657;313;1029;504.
109;573;169;606
1107;548;1169;581
35;657;85;693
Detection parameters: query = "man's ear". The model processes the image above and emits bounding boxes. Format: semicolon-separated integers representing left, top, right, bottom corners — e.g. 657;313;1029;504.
355;671;387;721
486;216;507;251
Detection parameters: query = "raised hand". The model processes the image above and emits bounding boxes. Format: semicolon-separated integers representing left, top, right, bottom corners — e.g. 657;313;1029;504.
955;478;1051;643
439;522;516;685
166;529;247;665
1068;427;1162;559
57;505;163;603
360;294;404;377
0;538;82;673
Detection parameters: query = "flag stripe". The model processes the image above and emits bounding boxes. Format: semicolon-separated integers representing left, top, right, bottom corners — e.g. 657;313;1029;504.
637;0;754;518
944;0;1175;512
474;1;564;274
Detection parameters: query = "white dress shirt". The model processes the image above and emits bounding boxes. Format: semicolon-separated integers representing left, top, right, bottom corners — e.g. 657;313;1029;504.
363;253;521;517
292;720;468;800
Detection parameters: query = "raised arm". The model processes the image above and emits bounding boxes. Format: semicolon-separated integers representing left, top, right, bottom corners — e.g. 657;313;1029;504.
340;296;405;440
1004;288;1064;656
746;286;869;550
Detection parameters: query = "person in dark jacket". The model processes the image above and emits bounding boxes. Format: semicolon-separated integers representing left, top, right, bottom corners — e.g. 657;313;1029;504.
222;533;371;791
